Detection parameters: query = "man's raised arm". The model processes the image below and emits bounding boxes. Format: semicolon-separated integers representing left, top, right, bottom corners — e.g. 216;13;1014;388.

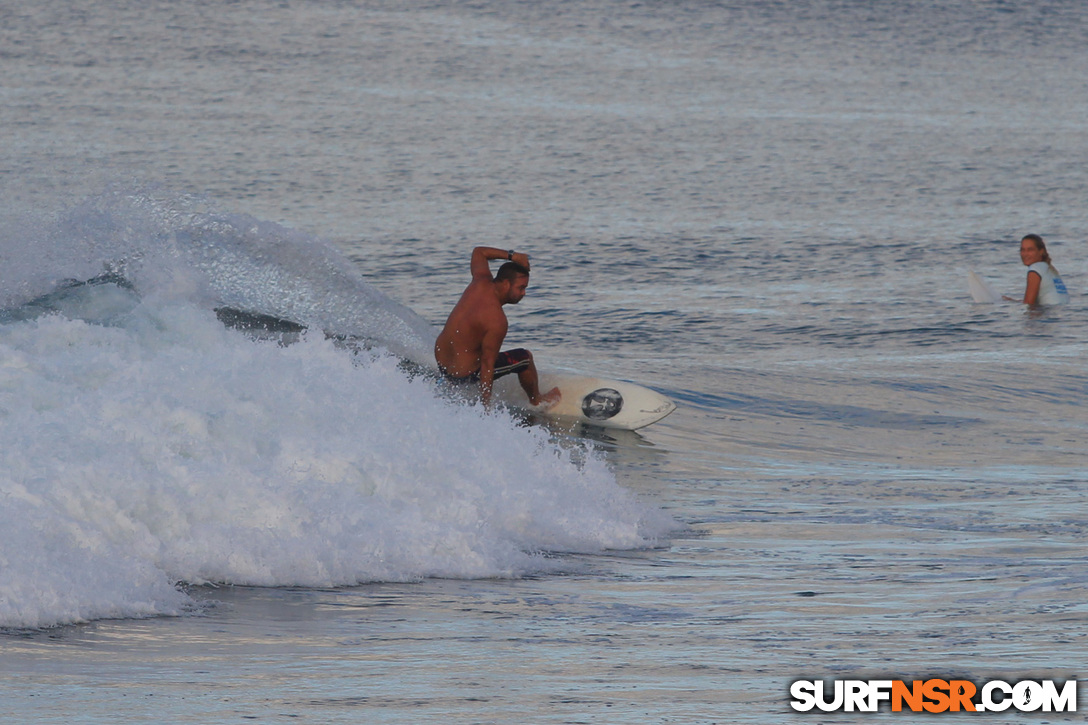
470;247;531;280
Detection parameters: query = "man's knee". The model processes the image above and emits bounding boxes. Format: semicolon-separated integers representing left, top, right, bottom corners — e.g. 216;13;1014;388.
514;348;534;373
521;350;537;373
494;348;534;378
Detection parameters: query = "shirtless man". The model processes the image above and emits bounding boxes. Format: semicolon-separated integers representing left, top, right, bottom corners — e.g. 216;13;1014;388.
434;247;561;408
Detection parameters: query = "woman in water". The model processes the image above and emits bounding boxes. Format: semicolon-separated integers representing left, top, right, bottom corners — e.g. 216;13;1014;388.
1004;234;1069;305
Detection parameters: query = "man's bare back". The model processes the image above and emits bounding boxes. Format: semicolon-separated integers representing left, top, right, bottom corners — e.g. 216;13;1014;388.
434;247;560;408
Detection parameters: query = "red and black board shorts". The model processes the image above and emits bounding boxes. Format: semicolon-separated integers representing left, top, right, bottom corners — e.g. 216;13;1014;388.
440;348;532;384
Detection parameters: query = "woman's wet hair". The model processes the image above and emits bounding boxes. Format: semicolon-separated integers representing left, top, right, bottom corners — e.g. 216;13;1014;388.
1022;233;1052;265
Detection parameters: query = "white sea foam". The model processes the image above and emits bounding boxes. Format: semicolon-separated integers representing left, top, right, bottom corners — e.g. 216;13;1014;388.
0;196;673;630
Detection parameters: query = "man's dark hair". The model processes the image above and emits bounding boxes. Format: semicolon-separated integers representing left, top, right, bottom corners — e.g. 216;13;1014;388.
495;261;530;283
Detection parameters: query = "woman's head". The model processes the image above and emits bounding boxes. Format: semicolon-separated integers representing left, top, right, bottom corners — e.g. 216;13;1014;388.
1020;234;1052;267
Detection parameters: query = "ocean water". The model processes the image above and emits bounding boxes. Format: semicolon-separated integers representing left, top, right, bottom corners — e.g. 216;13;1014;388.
2;1;1087;722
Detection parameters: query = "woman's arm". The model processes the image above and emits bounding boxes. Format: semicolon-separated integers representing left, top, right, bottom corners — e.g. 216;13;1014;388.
1022;270;1042;305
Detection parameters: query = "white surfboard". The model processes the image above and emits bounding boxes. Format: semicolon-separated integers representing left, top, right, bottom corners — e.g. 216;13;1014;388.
967;270;1002;304
494;372;676;431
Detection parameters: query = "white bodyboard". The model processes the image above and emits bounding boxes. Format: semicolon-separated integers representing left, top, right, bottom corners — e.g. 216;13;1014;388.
494;372;676;430
967;270;1002;304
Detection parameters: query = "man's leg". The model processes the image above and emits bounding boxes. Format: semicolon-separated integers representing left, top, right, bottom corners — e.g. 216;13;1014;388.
494;349;561;407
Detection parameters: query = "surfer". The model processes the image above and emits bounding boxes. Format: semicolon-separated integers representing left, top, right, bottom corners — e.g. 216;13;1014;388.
1003;234;1069;306
435;247;561;409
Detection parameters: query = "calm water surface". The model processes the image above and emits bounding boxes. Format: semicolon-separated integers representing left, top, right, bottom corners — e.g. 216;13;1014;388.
2;1;1087;722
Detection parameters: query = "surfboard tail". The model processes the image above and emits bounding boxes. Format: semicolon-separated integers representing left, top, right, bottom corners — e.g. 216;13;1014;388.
967;270;1002;304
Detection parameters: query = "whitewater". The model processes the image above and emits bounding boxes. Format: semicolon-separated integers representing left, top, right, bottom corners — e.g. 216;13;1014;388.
0;190;672;629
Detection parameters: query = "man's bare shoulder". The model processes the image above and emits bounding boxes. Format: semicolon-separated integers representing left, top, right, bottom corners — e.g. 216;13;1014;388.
459;278;502;309
443;279;504;331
